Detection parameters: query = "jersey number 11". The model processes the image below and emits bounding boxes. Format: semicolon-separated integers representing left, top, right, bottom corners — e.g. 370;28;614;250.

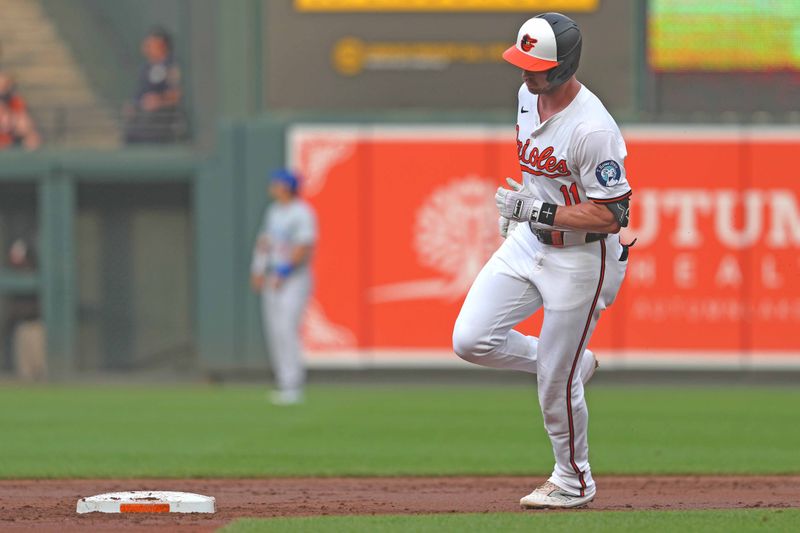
560;183;581;205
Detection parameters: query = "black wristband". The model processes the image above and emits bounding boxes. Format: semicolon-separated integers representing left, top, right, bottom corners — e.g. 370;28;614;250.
537;203;558;226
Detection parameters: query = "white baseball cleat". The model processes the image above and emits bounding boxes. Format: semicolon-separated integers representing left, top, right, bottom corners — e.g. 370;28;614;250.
270;390;303;406
520;481;596;509
581;350;599;385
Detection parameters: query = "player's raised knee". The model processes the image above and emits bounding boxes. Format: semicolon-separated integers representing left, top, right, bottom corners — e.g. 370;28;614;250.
452;319;495;362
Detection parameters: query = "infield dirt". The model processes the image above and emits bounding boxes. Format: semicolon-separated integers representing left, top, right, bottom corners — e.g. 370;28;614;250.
1;475;798;531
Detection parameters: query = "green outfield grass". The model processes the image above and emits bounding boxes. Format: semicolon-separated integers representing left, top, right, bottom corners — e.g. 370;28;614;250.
0;385;798;478
222;509;800;533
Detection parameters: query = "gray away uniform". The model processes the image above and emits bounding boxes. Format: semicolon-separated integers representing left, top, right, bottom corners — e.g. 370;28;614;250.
252;199;317;393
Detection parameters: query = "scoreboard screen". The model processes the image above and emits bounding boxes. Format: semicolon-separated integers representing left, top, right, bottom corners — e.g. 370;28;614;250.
649;0;800;72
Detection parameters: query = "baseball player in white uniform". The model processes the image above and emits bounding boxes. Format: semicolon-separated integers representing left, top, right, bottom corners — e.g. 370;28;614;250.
453;13;632;509
251;169;317;405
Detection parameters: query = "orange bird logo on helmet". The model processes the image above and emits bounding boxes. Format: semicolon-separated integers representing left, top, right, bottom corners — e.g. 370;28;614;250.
520;34;538;52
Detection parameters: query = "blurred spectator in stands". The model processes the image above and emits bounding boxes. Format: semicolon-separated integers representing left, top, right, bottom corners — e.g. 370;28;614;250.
2;237;45;381
0;73;41;150
124;27;187;144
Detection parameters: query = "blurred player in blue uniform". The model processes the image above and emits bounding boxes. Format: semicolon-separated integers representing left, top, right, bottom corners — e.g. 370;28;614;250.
251;169;317;405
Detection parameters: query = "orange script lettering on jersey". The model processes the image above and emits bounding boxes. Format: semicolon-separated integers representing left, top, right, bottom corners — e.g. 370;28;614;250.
516;125;571;179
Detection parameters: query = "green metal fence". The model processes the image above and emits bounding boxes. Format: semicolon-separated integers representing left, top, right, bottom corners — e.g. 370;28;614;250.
0;149;197;376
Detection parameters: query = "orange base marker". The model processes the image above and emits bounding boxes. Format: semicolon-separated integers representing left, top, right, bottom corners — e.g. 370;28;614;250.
120;503;171;513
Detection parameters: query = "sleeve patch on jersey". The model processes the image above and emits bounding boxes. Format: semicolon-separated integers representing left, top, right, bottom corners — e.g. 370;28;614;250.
595;160;622;187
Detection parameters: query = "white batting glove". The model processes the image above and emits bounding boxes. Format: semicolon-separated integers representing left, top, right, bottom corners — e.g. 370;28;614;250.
495;186;543;223
494;178;534;221
495;177;558;225
497;178;525;236
498;216;518;239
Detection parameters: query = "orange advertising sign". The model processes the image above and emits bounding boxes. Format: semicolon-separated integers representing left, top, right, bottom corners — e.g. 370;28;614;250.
295;0;599;12
289;126;800;367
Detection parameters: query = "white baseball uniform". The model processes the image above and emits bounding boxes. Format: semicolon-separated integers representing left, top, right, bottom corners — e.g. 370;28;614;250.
453;83;631;497
252;199;317;395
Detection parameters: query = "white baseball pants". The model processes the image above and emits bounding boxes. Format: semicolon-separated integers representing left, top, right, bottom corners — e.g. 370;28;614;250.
261;271;312;394
453;224;627;496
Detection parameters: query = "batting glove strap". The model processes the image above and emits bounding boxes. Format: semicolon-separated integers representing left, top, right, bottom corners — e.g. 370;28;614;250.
496;187;537;222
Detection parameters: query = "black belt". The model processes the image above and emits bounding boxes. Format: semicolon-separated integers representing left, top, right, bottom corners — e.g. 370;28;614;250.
531;228;607;247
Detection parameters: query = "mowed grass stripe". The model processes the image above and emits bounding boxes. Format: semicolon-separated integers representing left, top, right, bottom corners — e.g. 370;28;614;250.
222;509;800;533
0;385;798;477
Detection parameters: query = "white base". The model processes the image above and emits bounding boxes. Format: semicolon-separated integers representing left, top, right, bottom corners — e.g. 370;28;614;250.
76;491;215;514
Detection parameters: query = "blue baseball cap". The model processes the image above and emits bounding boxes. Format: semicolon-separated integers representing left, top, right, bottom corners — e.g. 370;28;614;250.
270;168;299;194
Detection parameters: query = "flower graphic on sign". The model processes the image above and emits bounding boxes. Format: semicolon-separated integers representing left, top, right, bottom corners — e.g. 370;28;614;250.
297;136;356;197
302;298;357;349
371;176;501;302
